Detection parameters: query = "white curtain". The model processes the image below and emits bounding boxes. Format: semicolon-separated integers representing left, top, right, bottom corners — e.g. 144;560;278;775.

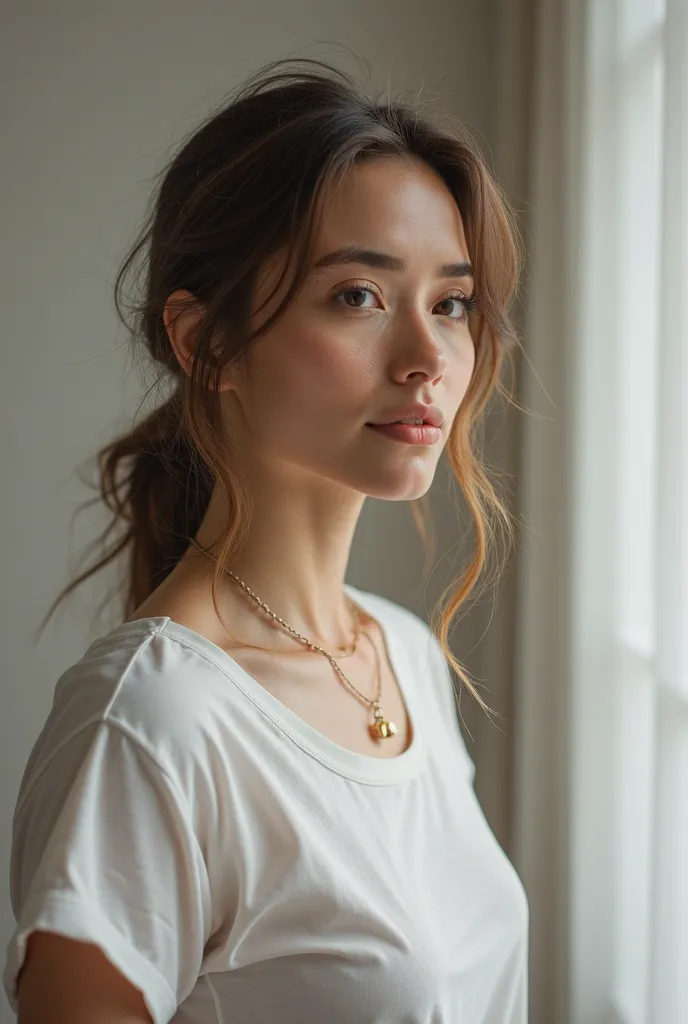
509;0;687;1021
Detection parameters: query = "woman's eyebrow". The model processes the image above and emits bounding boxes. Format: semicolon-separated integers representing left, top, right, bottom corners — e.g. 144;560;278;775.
311;246;473;280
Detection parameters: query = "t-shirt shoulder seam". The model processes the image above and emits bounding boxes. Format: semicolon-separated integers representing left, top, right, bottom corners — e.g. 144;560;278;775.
152;629;256;691
88;625;252;697
100;629;159;718
85;621;169;653
13;634;159;820
13;712;197;832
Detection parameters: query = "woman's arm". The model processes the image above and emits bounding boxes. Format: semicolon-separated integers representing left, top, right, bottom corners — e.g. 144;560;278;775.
6;719;214;1023
17;931;153;1024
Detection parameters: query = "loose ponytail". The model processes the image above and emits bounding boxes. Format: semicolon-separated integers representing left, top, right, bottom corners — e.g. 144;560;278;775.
35;391;212;638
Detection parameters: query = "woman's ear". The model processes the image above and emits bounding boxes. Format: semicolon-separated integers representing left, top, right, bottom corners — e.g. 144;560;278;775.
162;289;205;379
162;291;237;394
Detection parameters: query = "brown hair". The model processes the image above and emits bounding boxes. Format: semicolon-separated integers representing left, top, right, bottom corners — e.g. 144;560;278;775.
37;55;524;718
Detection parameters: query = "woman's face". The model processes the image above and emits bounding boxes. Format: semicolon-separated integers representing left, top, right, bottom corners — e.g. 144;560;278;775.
224;155;476;502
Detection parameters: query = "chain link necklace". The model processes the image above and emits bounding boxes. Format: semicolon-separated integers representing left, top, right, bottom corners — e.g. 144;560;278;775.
187;538;399;742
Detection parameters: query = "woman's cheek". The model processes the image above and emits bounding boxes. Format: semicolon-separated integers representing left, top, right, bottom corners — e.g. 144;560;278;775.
295;329;373;399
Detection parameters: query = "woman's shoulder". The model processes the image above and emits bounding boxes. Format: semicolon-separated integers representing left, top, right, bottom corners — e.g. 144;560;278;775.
24;616;235;792
344;582;435;649
68;613;222;707
51;586;434;748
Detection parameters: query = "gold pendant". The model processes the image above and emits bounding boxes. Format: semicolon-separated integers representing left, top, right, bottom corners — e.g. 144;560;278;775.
369;702;398;740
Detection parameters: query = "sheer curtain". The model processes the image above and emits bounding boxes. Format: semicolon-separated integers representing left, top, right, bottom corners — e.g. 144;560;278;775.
510;0;687;1021
613;1;687;1020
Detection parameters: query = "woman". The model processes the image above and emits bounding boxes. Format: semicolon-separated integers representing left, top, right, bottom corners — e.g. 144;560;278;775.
4;57;529;1023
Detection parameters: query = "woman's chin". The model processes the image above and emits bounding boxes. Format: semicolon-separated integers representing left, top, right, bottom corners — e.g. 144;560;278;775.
354;464;437;502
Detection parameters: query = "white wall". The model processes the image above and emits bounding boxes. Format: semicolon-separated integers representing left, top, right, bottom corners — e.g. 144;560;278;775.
0;2;499;1018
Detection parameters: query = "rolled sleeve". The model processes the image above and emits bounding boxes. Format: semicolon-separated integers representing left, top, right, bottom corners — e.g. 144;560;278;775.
3;722;212;1024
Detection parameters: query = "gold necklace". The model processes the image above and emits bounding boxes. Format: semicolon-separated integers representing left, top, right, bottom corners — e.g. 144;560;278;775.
187;538;398;742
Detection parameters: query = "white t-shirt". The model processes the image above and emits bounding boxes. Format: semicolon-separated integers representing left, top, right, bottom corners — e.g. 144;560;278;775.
4;584;529;1023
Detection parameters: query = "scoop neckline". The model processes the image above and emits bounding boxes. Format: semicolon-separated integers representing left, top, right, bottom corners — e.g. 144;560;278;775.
89;583;427;785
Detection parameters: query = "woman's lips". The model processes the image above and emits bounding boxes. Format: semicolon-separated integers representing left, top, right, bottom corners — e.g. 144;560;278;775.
366;422;442;445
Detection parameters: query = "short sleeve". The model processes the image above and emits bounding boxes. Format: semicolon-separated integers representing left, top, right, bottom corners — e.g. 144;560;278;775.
3;721;212;1024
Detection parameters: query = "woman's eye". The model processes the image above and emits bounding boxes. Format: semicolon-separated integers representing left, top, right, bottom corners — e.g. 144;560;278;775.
435;295;474;322
332;285;379;310
331;286;476;324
